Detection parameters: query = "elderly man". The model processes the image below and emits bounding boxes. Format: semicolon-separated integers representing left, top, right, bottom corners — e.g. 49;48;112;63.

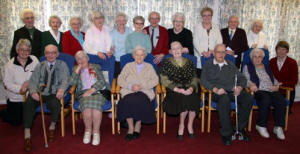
11;9;42;58
23;44;69;152
201;44;253;146
144;11;169;64
221;15;249;68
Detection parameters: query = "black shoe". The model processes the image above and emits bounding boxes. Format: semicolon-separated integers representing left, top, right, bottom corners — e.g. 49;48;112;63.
177;133;184;141
222;136;232;146
187;132;195;139
125;134;134;141
239;130;250;141
133;132;140;139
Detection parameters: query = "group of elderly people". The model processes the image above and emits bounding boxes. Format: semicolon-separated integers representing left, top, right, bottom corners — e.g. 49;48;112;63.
0;6;298;151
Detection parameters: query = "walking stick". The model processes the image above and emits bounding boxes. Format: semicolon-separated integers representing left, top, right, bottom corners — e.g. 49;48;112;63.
232;74;243;140
39;91;49;148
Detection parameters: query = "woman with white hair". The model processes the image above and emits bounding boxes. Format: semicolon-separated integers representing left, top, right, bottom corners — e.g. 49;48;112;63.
117;45;158;141
41;15;63;55
83;11;112;60
247;20;268;49
10;8;42;58
110;13;133;77
3;39;39;126
62;16;85;56
69;51;110;146
243;48;286;140
168;12;194;55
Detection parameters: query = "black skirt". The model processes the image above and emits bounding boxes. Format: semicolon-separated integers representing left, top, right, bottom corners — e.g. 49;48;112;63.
163;88;200;115
2;100;23;126
117;92;156;124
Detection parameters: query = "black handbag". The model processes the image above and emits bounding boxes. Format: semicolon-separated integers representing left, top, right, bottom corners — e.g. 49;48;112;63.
99;89;111;100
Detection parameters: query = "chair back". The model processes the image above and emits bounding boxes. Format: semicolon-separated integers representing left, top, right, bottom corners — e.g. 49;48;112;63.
120;53;158;71
162;53;197;68
241;48;269;71
201;54;236;67
40;53;75;75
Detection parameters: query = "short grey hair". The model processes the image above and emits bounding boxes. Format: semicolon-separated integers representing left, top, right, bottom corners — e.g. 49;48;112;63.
90;11;105;22
250;48;265;60
214;44;226;52
69;16;82;26
148;11;160;20
133;16;145;24
75;50;89;61
115;12;128;23
16;39;31;52
132;45;147;56
20;8;34;20
172;12;185;24
48;15;62;26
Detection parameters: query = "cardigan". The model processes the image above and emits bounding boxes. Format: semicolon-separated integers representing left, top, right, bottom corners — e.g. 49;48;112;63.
245;62;274;88
3;55;39;102
10;26;42;58
270;56;298;89
29;60;69;95
193;23;222;69
247;31;268;48
200;59;247;91
62;30;85;56
83;25;112;55
117;62;159;100
144;25;169;56
41;31;63;56
125;31;152;54
168;28;194;55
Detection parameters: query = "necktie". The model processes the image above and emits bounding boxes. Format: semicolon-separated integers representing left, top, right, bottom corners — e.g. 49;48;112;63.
229;30;233;41
151;28;154;48
50;64;53;70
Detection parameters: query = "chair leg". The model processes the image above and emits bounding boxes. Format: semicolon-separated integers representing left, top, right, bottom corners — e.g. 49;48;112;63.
285;106;289;131
201;108;205;133
156;110;159;135
207;109;211;133
40;101;48;147
117;122;120;134
72;109;76;135
112;96;115;135
163;112;166;134
61;106;65;137
248;108;253;132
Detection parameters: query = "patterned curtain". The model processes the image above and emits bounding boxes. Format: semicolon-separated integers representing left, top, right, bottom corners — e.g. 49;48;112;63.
0;0;299;70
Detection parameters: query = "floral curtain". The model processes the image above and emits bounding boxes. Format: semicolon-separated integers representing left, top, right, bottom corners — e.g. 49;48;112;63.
0;0;299;68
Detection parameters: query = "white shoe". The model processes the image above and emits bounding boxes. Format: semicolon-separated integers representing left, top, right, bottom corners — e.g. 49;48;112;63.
256;125;270;138
273;127;285;140
83;132;91;144
92;133;100;146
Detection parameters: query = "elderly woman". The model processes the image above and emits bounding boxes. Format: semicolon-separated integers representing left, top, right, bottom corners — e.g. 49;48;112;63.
83;11;112;60
270;41;298;114
160;41;200;140
243;48;286;140
110;13;133;77
62;16;85;56
168;12;193;55
3;39;39;126
247;20;268;49
69;51;110;146
193;7;222;76
117;45;158;141
41;15;63;55
10;9;42;58
125;16;152;54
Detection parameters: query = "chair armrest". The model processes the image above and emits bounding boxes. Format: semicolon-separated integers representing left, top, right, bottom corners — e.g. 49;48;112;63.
279;86;294;91
111;79;117;94
156;84;162;94
161;85;166;94
69;85;76;94
115;84;121;94
200;86;211;94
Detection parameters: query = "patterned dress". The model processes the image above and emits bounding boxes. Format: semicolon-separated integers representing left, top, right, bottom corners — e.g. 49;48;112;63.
69;64;110;111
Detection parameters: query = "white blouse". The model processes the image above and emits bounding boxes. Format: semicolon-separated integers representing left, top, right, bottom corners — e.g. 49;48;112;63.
247;31;268;49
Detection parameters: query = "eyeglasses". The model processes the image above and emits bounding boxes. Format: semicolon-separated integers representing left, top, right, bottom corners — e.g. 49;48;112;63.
19;48;30;52
134;22;144;25
174;20;184;24
45;51;58;55
215;51;226;54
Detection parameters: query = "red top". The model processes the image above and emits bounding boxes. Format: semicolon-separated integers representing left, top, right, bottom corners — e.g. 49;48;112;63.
62;30;85;56
144;25;169;55
270;56;298;90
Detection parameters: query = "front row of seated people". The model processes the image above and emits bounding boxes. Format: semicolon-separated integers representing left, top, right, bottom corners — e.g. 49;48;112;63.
1;39;291;151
